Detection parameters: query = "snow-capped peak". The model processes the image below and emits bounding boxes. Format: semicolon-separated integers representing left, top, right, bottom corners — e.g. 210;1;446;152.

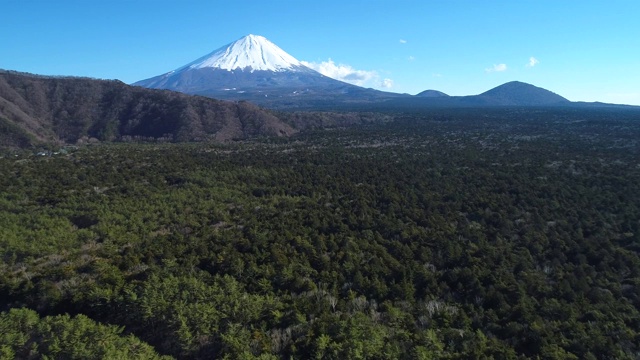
180;34;303;72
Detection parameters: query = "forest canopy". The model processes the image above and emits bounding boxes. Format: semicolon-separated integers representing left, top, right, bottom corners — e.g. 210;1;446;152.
1;108;639;359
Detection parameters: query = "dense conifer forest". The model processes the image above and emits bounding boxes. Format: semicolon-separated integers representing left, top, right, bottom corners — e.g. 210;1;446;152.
1;108;640;358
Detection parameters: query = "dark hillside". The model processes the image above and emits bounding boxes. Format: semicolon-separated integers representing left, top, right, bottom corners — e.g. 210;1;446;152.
0;71;296;148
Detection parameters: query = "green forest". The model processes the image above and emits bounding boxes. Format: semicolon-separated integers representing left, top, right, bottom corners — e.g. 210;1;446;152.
1;108;639;359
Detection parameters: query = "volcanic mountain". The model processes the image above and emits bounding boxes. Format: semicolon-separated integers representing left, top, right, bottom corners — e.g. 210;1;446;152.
134;35;399;108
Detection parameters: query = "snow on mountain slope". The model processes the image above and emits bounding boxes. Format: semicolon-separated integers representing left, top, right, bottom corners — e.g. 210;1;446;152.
177;34;303;73
133;34;405;108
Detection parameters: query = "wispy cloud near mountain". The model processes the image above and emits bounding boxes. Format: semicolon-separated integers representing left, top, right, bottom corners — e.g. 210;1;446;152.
301;58;392;89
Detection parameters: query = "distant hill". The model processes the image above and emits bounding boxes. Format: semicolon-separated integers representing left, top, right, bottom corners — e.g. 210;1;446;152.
416;90;449;98
473;81;569;106
0;70;297;149
360;81;572;111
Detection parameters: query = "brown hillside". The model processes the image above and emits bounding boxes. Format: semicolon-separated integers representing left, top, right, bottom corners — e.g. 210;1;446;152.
0;71;297;148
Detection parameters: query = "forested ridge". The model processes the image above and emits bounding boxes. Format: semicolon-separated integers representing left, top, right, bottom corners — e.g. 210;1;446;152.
0;70;301;145
1;110;640;359
0;70;394;150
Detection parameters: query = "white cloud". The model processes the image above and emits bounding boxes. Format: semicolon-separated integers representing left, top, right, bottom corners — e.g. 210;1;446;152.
399;39;407;44
301;58;392;89
408;56;415;61
485;63;507;73
432;73;443;78
527;56;539;67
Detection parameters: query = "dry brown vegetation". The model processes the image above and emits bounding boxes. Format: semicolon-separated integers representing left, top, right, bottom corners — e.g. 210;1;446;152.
0;71;298;147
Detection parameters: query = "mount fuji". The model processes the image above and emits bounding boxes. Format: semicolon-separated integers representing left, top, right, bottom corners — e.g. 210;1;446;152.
134;34;400;108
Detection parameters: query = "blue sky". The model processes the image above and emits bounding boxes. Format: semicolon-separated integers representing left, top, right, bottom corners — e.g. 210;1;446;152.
2;0;639;105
